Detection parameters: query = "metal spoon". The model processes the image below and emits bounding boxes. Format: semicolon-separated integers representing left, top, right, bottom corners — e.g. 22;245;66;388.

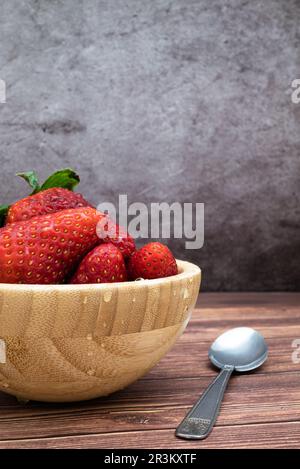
175;327;268;440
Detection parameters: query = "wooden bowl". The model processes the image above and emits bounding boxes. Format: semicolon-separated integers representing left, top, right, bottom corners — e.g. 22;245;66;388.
0;260;201;402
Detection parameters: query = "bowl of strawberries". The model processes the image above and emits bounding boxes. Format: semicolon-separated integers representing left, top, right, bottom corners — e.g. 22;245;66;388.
0;170;201;402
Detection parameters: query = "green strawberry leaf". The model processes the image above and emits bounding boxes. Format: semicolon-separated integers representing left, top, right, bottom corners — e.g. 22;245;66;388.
0;204;10;227
40;168;80;191
16;171;40;194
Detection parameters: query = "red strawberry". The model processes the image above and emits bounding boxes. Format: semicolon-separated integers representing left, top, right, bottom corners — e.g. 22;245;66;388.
70;243;127;284
6;187;91;224
0;207;105;284
128;242;178;280
96;218;135;258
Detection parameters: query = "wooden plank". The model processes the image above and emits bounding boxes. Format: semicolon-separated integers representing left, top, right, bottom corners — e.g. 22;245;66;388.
1;421;299;449
189;307;300;340
0;372;299;440
197;292;300;308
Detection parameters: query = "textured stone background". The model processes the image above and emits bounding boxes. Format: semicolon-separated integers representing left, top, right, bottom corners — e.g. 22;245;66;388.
0;0;299;291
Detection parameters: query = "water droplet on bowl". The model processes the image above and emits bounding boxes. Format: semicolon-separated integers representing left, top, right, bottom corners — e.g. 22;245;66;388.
86;333;93;341
135;277;144;281
103;290;112;303
173;290;177;296
83;296;88;304
103;321;107;328
183;288;189;299
87;369;96;376
87;351;93;357
132;297;136;303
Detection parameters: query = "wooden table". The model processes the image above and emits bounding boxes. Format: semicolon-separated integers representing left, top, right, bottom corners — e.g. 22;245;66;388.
0;293;299;449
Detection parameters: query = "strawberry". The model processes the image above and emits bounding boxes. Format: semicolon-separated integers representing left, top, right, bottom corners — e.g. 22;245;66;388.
70;243;127;284
128;242;178;280
6;187;91;224
97;218;135;258
0;207;105;284
0;168;88;227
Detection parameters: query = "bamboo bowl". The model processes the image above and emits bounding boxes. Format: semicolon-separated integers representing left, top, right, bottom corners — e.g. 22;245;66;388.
0;260;200;402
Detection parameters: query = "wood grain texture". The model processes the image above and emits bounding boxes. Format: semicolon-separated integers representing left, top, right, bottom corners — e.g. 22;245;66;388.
0;293;299;448
2;422;299;449
0;260;200;402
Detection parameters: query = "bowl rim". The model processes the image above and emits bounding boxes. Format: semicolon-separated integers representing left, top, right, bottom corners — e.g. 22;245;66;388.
0;259;201;292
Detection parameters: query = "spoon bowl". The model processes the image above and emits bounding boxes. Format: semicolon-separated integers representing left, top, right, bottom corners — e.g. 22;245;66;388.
209;327;268;372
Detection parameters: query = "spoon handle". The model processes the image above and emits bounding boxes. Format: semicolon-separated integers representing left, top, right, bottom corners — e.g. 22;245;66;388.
176;366;233;440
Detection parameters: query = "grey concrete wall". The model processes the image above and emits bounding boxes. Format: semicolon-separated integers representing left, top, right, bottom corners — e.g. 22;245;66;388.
0;0;299;291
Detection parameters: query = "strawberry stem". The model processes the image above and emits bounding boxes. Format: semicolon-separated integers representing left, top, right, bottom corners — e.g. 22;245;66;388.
16;171;40;194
